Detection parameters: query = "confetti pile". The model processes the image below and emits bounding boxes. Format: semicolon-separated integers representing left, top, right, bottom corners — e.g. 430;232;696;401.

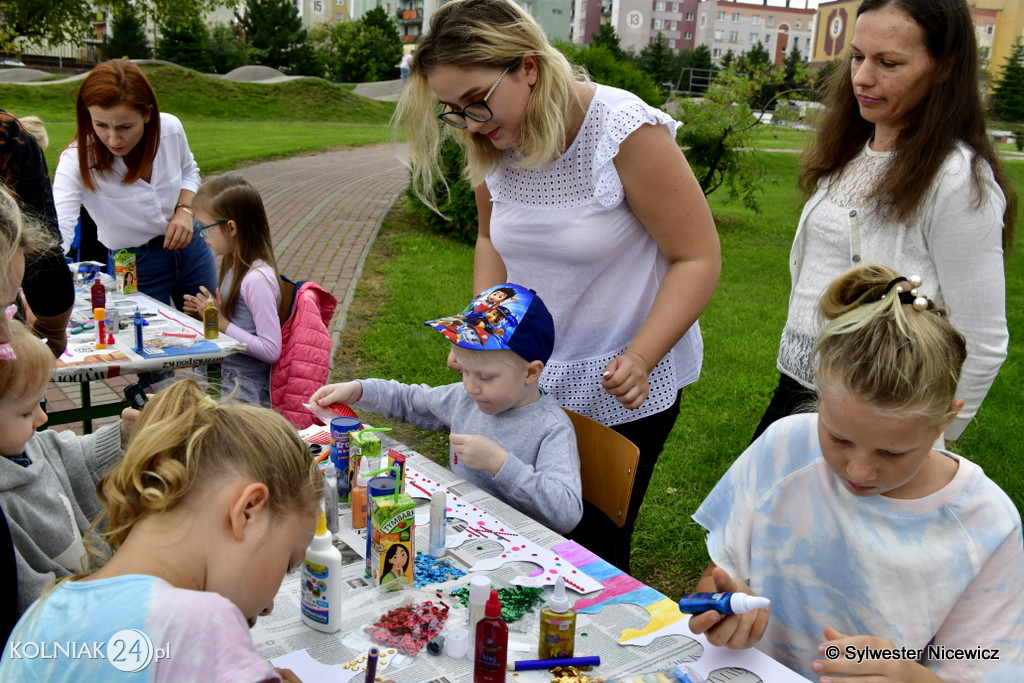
414;554;467;588
450;585;545;622
364;600;450;656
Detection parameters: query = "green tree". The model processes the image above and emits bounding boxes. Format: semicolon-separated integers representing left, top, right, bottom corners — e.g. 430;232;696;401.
720;49;736;69
812;57;842;102
236;0;311;73
207;22;256;74
639;32;673;88
316;8;402;82
591;23;629;62
557;42;661;106
990;38;1024;123
672;45;714;95
739;41;771;70
0;0;93;46
156;15;214;72
676;64;775;210
102;4;152;60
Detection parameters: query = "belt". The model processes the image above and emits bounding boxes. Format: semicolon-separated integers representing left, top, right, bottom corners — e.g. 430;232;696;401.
118;235;165;253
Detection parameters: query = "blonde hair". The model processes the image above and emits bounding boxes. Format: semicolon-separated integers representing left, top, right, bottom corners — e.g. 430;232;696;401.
95;379;323;552
813;265;967;427
393;0;585;210
0;185;58;261
0;320;54;398
18;116;49;150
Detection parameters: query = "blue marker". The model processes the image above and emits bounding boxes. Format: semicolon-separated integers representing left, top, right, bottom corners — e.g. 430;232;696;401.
677;591;770;615
133;306;147;352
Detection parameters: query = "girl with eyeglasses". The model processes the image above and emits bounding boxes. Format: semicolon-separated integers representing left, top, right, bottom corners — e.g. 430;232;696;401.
182;175;282;408
394;0;720;573
53;60;217;313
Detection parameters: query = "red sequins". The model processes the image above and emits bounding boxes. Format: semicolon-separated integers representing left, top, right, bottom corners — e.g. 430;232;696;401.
363;600;451;656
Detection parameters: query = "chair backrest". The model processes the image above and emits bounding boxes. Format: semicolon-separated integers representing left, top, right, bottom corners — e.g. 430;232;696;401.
563;408;640;529
277;273;303;327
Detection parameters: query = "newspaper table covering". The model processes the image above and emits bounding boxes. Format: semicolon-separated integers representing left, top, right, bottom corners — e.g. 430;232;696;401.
250;435;811;683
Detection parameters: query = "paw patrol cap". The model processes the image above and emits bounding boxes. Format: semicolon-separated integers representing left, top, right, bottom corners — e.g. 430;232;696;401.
424;283;555;364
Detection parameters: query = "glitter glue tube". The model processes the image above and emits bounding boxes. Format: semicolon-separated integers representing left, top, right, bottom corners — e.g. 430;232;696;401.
428;490;446;558
93;308;107;349
322;460;339;534
134;306;145;351
474;589;508;682
537;576;576;658
467;574;491;659
677;591;770;615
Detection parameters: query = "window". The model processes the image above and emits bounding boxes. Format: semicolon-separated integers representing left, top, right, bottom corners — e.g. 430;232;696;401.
686;12;694;21
699;13;706;26
654;18;664;29
672;3;679;12
684;30;692;39
729;30;738;42
752;14;761;25
986;24;995;35
714;29;723;40
731;12;740;22
764;33;770;44
795;19;802;29
670;20;677;30
655;1;665;11
669;38;676;48
716;11;725;20
767;15;774;26
750;32;758;43
712;48;722;58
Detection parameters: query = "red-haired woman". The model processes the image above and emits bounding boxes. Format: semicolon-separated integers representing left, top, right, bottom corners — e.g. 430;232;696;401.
53;59;216;311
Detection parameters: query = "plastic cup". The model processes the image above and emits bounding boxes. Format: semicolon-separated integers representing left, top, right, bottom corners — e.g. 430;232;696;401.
330;416;361;499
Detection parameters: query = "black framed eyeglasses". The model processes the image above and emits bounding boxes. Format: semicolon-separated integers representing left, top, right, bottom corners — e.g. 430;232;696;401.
437;67;511;129
195;219;226;237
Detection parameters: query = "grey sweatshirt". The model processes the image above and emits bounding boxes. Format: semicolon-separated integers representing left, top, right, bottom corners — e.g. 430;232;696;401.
356;380;582;534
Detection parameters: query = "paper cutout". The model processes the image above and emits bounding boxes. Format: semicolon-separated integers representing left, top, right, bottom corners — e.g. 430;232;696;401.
269;648;393;683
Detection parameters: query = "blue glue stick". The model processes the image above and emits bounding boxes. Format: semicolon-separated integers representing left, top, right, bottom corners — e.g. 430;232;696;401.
133;306;146;352
677;591;770;615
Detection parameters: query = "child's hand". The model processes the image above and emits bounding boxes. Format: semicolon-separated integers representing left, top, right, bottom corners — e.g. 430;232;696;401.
183;287;226;329
686;566;770;649
275;669;304;683
310;381;363;407
450;433;509;476
119;406;141;450
811;627;944;682
600;351;650;410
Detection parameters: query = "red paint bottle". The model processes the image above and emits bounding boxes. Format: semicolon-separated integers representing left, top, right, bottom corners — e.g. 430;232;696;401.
473;589;507;683
90;273;105;311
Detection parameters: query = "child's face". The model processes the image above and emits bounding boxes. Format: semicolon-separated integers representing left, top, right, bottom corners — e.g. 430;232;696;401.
817;388;948;499
195;208;233;257
455;351;538;415
228;506;316;626
0;380;48;457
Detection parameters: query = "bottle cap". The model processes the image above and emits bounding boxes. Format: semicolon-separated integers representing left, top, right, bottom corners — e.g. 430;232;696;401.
469;574;490;606
315;510;327;535
323;459;337;477
547;576;570;613
484;589;502;618
93;308;105;320
446;628;468;658
356;455;372;485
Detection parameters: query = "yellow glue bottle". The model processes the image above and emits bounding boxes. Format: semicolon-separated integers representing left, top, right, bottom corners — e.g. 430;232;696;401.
203;297;219;340
300;511;342;632
538;576;576;658
93;308;107;349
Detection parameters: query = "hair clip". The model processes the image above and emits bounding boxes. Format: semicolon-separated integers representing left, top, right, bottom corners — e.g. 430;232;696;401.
879;275;929;310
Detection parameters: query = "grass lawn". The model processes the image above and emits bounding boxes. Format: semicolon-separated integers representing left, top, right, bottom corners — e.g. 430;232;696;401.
329;144;1024;600
0;62;396;174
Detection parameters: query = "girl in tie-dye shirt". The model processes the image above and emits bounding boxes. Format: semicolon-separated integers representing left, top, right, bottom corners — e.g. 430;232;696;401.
691;264;1024;682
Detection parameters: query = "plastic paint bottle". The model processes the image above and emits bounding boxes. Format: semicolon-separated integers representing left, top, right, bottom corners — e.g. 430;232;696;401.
93;308;107;349
538;576;576;658
350;456;371;530
300;511;342;633
203;298;219;340
467;574;491;659
90;271;105;311
428;490;447;558
322;461;339;534
677;591;771;615
474;589;508;683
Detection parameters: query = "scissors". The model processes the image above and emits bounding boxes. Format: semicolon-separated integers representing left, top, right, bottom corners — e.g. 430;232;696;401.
69;320;96;335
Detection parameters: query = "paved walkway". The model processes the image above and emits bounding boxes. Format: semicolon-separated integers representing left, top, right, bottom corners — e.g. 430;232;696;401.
46;142;410;432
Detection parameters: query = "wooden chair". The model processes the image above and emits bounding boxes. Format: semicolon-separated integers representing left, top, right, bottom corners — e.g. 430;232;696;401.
277;273;302;327
563;408;640;528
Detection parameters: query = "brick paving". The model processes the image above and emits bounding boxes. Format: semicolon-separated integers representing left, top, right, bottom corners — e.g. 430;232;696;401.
47;142;410;433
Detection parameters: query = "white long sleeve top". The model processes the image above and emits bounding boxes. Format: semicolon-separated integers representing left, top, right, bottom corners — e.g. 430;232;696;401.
778;141;1007;440
53;112;201;252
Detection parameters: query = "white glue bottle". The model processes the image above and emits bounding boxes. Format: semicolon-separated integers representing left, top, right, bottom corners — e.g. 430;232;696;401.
467;573;491;658
300;511;343;632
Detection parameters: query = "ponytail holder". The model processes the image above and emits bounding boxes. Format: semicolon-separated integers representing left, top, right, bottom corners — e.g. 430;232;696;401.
198;395;218;411
879;275;929;311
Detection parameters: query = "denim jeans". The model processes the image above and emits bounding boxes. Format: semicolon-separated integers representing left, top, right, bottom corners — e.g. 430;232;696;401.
116;230;217;310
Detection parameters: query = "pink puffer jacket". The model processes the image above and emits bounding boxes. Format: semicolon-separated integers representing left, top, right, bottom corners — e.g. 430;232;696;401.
271;281;337;429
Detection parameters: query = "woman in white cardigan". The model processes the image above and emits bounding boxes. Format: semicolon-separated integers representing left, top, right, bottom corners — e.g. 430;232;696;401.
753;0;1016;443
53;60;216;311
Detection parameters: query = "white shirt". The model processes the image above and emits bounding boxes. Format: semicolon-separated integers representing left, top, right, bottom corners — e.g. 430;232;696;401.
779;141;1007;439
53;112;201;251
